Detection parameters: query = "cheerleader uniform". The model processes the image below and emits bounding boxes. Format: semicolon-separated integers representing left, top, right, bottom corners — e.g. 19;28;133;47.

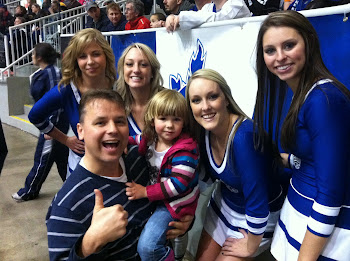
202;117;284;256
271;79;350;260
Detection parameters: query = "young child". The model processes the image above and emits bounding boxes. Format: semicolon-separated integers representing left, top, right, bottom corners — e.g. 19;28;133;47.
150;12;166;28
126;89;199;261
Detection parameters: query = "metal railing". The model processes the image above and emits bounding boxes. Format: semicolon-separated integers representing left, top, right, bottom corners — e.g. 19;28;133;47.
0;0;128;80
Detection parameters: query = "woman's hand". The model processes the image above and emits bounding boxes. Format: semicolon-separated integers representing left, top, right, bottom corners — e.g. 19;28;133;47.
165;15;180;33
221;229;262;258
66;136;85;154
166;215;194;239
125;181;147;200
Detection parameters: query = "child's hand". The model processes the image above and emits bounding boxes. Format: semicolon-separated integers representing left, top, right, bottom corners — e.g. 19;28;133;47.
125;181;147;200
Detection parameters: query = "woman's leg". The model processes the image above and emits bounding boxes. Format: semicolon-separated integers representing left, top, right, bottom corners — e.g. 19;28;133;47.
196;229;222;261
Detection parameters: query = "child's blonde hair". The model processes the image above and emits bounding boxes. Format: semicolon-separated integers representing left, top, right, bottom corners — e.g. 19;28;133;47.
143;89;189;142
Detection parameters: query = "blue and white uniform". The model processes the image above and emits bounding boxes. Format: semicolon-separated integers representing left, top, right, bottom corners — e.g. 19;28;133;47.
128;113;142;136
16;65;69;201
28;81;82;174
46;145;154;261
202;118;284;256
271;79;350;260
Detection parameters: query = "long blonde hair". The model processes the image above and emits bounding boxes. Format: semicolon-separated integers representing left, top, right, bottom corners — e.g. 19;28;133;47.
58;28;116;89
116;43;163;115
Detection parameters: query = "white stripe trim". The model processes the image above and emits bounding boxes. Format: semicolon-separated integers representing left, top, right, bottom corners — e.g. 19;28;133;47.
47;232;83;237
312;201;340;217
308;216;334;236
246;214;269;224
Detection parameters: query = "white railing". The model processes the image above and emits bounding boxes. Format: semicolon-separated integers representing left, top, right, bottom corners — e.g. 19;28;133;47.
2;0;20;14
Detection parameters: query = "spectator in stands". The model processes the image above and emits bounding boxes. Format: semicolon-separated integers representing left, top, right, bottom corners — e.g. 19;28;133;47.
163;0;195;15
125;0;150;30
64;0;81;9
0;4;14;35
15;5;30;21
102;2;127;32
26;0;36;18
42;0;51;13
0;118;7;175
85;1;109;31
12;43;69;203
31;3;49;18
49;0;61;13
244;0;280;16
150;12;166;28
165;0;251;32
10;16;29;64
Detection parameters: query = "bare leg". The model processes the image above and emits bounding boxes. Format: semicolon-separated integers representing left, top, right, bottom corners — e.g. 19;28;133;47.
196;229;221;261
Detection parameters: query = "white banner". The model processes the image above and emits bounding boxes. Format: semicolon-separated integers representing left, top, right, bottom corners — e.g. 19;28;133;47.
156;21;262;117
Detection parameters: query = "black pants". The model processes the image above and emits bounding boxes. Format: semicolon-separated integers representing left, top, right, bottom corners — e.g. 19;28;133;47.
0;119;8;175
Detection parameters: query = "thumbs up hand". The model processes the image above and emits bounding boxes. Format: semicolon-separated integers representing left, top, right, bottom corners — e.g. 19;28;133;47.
79;189;128;257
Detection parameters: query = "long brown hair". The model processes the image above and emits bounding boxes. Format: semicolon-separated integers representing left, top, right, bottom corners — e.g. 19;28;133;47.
254;10;349;151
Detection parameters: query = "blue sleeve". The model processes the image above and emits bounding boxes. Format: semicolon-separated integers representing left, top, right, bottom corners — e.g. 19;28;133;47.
28;86;64;133
304;87;350;237
233;123;270;235
30;70;50;102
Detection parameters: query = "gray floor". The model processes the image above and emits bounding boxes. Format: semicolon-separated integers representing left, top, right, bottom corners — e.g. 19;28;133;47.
0;123;274;261
0;123;63;261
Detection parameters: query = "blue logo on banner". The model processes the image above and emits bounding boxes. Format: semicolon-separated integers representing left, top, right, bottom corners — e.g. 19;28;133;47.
169;39;207;96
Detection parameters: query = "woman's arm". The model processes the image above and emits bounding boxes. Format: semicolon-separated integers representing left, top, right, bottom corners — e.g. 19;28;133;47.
166;0;251;32
298;230;328;261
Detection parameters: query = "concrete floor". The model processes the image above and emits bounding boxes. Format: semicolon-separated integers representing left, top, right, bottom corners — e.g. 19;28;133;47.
0;123;63;261
0;123;274;261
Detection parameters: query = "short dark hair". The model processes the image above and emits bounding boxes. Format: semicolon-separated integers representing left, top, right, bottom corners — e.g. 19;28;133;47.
151;12;166;21
79;89;125;123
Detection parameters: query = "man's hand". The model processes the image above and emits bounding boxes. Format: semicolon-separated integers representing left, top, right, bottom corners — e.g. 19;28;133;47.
79;189;128;257
125;181;147;200
167;215;194;239
165;14;180;33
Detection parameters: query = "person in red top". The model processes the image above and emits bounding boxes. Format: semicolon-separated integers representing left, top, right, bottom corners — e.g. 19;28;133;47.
125;0;150;30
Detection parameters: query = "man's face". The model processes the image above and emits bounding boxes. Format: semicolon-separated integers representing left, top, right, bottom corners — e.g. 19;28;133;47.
163;0;180;14
108;8;122;25
0;7;6;14
87;7;101;22
125;3;138;21
77;99;129;166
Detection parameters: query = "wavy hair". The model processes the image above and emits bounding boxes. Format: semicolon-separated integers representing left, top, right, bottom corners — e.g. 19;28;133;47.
116;43;163;115
254;10;349;151
58;28;116;89
143;89;189;143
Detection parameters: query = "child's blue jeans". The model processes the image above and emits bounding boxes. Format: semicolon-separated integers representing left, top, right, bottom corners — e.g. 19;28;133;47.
137;203;175;261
